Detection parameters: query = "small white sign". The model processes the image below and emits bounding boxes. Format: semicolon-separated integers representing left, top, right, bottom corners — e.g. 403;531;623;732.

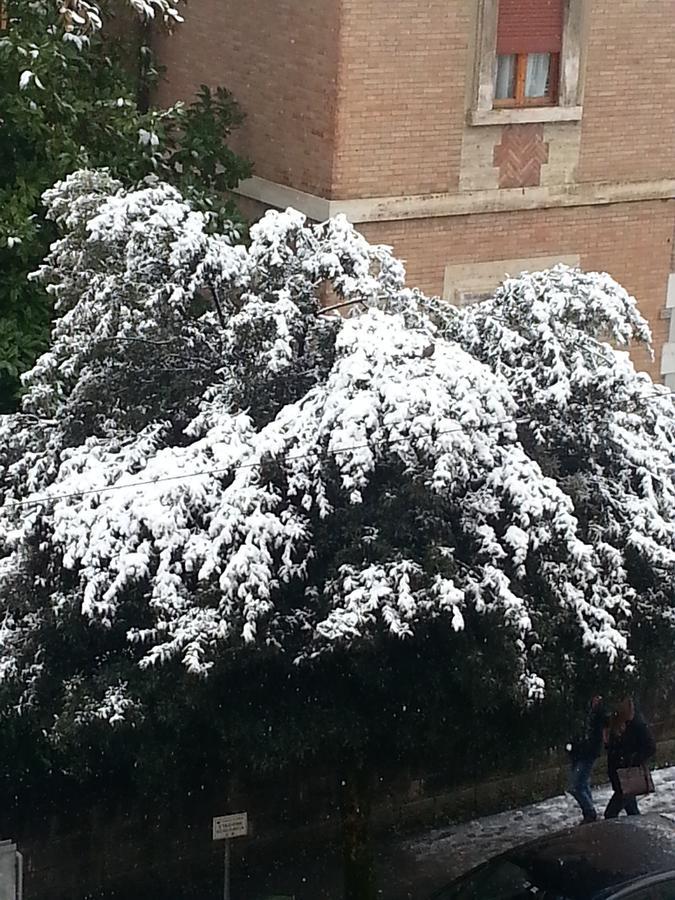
212;812;248;841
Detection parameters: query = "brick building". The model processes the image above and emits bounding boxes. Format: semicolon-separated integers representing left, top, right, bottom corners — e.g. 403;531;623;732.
155;0;675;386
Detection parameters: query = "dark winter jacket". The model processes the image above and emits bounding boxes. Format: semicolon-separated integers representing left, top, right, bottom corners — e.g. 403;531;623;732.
607;714;656;793
569;704;609;763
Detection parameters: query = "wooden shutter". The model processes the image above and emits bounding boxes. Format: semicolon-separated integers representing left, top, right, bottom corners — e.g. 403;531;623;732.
497;0;564;55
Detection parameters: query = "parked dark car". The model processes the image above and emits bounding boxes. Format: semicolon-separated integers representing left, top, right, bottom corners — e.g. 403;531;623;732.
430;814;675;899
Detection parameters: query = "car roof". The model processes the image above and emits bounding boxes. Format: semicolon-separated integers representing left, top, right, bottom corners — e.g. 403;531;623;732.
501;814;675;899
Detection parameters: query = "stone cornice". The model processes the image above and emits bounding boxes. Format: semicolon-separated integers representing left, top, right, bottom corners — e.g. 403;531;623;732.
236;175;675;224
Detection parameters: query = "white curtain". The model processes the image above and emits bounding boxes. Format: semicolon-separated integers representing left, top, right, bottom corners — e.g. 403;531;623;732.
495;54;516;100
525;53;551;98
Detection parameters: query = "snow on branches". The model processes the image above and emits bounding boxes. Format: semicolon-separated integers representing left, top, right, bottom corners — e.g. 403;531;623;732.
445;267;675;611
0;171;673;727
58;0;182;37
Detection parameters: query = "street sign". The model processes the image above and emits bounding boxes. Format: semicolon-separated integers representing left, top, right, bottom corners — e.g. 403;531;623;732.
213;813;248;900
212;812;248;841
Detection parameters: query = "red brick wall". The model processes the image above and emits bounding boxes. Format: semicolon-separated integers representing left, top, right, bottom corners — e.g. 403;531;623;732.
152;0;340;197
577;0;675;183
331;0;470;200
359;200;674;380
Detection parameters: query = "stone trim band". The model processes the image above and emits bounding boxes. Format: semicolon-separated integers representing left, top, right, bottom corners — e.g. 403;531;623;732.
236;175;675;225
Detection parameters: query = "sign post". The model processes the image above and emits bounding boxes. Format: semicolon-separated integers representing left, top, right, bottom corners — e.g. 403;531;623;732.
223;838;230;900
212;813;248;900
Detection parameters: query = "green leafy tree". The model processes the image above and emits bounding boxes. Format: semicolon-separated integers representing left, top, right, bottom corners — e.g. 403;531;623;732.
0;0;251;410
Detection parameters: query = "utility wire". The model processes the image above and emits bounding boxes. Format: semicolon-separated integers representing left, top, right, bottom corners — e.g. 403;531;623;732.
4;390;672;511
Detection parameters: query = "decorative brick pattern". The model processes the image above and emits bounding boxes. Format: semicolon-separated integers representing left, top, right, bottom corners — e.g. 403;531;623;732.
493;124;550;189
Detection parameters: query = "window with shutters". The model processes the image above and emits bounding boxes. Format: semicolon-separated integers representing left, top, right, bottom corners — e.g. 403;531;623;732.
470;0;585;126
493;0;562;108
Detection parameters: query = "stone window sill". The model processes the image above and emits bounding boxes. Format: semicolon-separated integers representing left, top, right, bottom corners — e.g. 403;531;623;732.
469;106;583;126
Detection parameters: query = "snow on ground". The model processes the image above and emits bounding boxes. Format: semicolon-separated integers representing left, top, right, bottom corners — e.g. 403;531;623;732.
396;766;675;896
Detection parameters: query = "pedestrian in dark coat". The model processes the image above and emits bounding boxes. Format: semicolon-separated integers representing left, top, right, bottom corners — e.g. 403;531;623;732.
604;696;656;818
567;694;609;823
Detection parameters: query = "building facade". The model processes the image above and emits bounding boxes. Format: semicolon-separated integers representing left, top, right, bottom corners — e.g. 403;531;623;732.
155;0;675;386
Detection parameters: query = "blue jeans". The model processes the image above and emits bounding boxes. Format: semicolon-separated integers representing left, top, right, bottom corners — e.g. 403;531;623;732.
568;758;596;820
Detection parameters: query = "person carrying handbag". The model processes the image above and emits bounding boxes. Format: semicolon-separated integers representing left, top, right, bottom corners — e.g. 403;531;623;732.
604;696;656;818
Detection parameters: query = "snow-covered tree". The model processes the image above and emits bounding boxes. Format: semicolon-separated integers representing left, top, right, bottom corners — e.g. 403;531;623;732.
1;172;674;898
57;0;182;37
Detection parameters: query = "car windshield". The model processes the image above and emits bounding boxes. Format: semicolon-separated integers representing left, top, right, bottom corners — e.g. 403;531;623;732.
434;858;573;900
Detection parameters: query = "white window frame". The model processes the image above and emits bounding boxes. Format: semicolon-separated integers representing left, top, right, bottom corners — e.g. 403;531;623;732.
469;0;585;126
